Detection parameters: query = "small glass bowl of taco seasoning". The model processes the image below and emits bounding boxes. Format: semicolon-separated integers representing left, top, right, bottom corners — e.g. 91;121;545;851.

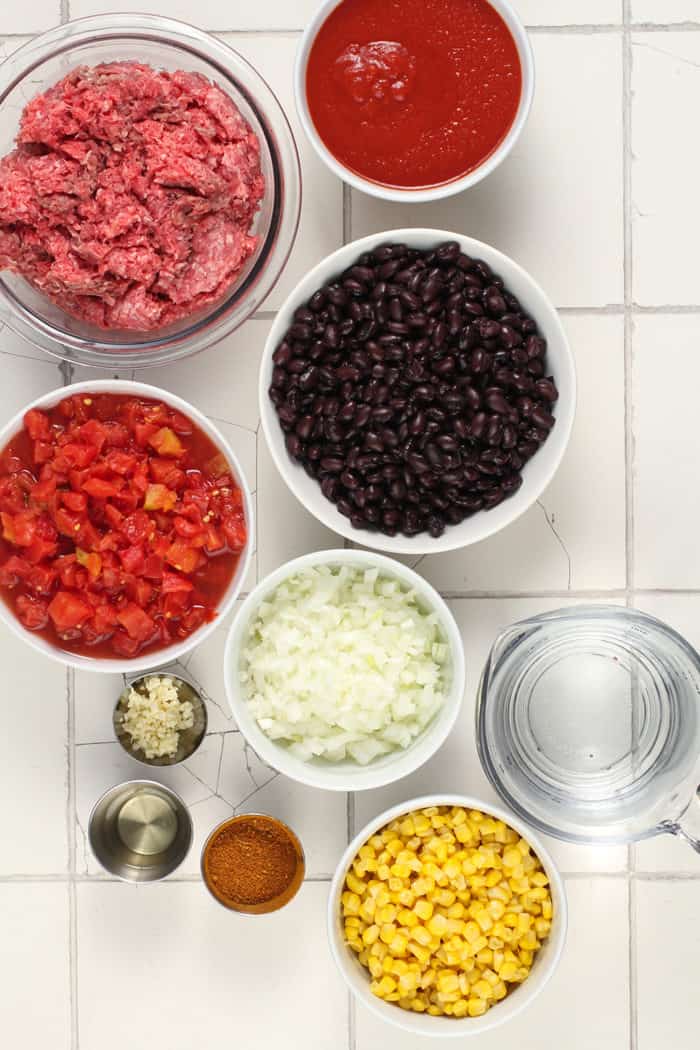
201;814;305;914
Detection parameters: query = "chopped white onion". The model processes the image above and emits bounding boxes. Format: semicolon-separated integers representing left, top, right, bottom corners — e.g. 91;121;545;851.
239;565;449;764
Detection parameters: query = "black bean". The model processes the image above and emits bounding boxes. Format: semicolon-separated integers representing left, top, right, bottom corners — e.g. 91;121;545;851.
271;243;558;539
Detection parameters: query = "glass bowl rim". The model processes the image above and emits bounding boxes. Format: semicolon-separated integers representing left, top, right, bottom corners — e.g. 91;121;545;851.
0;13;301;366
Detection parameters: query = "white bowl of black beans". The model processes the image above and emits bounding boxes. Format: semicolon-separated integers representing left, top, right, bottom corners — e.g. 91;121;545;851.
259;230;576;555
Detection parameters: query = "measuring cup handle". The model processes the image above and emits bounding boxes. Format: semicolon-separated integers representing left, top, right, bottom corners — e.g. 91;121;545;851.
667;791;700;854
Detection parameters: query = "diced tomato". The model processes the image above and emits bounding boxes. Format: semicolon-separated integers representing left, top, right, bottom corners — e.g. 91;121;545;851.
116;603;155;643
149;458;186;489
134;422;158;449
173;514;204;539
142;554;164;580
33;441;54;465
0;555;30;588
76;548;102;579
58;443;99;469
16;594;49;630
2;510;37;547
222;515;247;552
104;450;137;476
25;563;57;595
104;503;124;529
119;545;145;575
120;510;151;545
161;570;194;594
0;476;26;513
149;427;185;458
111;629;141;657
48;590;91;630
165;540;201;575
0;393;245;659
144;483;177;513
82;477;123;499
204;524;225;553
61;491;87;514
24;409;51;441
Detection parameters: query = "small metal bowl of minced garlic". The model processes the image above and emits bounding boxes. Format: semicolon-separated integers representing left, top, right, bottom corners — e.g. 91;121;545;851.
113;671;207;766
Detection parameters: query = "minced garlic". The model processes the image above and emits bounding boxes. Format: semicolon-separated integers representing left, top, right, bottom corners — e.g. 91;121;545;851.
120;675;194;759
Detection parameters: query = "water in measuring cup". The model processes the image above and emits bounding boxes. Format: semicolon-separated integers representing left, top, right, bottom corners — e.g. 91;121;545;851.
478;607;700;844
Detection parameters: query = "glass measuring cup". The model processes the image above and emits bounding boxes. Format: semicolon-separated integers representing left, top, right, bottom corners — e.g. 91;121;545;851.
476;605;700;853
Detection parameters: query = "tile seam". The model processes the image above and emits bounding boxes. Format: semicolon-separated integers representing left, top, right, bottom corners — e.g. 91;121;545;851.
2;870;699;882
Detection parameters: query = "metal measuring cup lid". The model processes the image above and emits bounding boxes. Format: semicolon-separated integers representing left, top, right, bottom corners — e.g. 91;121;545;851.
113;663;208;767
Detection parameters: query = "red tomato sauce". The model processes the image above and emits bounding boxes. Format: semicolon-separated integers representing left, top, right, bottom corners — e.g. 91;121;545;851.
0;394;247;660
306;0;522;189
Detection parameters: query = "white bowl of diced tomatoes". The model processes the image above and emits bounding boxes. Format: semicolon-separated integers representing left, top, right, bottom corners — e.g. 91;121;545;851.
0;380;253;672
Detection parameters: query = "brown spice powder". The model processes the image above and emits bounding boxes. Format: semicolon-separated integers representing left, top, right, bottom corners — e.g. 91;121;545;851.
203;815;303;910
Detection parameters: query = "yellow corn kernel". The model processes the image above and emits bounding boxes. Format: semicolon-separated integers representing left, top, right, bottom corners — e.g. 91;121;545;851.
362;924;380;946
488;899;506;920
542;899;553;920
372;975;397;998
498;960;519;981
476;948;494;966
368;957;383;978
377;864;391;882
391;862;412;879
379;923;397;944
413;877;435;897
412;926;432;947
397;888;415;907
472;979;493;1000
398;908;419;928
452;999;469;1018
468;998;488;1017
475;911;493;933
408;941;431;965
389;934;408;955
434;888;456;907
414;899;433;921
377;904;397;924
341;892;361;915
346;872;366;895
485;869;503;888
427;914;449;937
399;817;415;837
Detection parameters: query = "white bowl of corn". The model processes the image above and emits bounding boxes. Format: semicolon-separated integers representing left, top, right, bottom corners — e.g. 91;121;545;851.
328;795;567;1036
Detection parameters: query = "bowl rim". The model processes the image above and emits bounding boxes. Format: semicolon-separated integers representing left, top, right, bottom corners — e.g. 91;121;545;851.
0;13;302;366
0;379;254;673
223;547;466;791
327;792;568;1037
259;227;577;555
293;0;535;203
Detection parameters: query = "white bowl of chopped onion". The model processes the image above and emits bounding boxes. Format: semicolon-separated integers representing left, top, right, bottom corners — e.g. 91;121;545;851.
223;549;465;791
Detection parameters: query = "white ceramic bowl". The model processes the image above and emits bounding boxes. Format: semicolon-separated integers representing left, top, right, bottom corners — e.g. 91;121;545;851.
259;229;576;555
329;793;568;1037
294;0;534;203
0;380;253;673
223;549;465;791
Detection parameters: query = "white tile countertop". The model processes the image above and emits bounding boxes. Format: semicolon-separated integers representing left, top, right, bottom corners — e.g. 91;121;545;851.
1;2;699;1049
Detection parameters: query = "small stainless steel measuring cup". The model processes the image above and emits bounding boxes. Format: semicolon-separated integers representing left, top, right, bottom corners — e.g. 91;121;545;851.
476;605;700;853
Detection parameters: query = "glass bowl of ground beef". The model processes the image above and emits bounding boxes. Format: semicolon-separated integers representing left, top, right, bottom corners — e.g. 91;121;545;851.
0;15;301;367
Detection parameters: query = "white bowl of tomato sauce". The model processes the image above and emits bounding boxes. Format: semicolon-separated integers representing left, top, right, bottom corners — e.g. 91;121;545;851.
295;0;534;202
0;381;253;673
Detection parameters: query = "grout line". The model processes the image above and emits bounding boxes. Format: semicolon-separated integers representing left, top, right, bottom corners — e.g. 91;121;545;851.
342;184;353;245
628;874;638;1050
2;870;698;883
60;0;70;25
65;665;79;1050
440;588;627;600
623;0;636;605
348;993;357;1050
252;303;700;321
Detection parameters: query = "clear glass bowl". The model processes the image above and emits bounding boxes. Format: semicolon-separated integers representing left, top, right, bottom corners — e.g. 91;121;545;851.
0;15;301;368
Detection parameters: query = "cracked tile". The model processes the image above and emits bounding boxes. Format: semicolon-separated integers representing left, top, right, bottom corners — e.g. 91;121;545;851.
353;596;628;875
237;776;347;877
632;33;700;304
411;314;626;593
217;732;277;809
137;318;269;431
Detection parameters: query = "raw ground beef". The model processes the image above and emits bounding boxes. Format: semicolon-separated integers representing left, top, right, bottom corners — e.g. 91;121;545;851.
0;62;265;331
